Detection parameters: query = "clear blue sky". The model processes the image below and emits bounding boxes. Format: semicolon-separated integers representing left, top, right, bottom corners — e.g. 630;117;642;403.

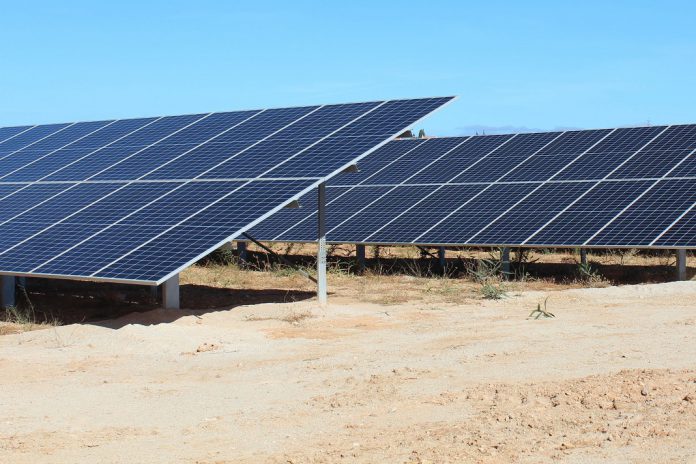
1;1;694;135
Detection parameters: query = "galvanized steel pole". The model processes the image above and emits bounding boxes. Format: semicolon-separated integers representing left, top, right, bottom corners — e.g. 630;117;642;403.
317;183;328;306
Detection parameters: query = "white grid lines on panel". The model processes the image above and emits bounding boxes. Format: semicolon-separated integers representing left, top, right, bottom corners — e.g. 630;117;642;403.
0;118;204;228
522;126;673;244
0;120;121;181
0;126;37;145
649;200;696;246
0;123;79;163
410;133;564;243
360;136;524;242
466;128;617;242
582;146;696;245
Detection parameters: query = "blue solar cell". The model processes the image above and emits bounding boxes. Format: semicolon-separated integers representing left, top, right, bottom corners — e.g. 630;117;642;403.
64;183;181;226
525;181;654;246
328;185;435;240
34;224;166;277
360;137;469;186
500;130;613;182
337;97;452;137
408;135;511;184
555;126;667;180
0;126;34;144
3;120;110;155
470;182;595;244
199;139;323;179
327;139;424;186
666;153;696;178
416;183;537;244
607;126;696;179
653;209;696;247
119;182;246;227
588;179;696;246
364;184;483;243
272;102;382;140
263;136;389;178
0;184;23;199
644;124;696;151
94;180;316;281
156;111;261;146
608;149;693;179
248;187;321;241
214;106;320;143
0;183;69;223
10;183;123;225
47;144;197;181
0;123;71;153
1;148;99;182
0;222;109;272
108;114;207;147
448;133;560;183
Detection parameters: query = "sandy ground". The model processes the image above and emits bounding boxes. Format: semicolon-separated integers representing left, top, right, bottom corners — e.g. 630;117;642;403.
1;281;696;463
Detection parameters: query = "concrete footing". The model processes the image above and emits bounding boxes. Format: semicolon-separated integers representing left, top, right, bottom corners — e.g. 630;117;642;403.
162;274;180;309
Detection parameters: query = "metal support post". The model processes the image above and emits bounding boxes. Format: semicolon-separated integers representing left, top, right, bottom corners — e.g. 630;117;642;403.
150;285;159;302
317;182;328;306
580;249;588;266
237;241;248;264
1;275;16;308
162;274;180;309
676;249;688;281
438;246;446;272
501;247;511;279
356;244;366;274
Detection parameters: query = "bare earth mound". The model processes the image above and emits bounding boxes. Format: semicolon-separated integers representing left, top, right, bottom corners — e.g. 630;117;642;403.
1;282;695;463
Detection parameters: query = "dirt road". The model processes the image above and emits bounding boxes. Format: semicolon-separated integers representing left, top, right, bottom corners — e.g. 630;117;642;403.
1;282;696;463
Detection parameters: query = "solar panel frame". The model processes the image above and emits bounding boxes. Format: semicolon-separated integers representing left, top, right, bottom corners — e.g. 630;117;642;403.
0;97;457;285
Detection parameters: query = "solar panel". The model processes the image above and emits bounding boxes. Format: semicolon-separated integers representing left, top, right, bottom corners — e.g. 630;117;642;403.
250;124;696;249
0;97;454;284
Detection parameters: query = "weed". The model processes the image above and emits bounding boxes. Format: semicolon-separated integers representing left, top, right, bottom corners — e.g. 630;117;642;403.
480;282;506;300
468;251;508;299
528;297;555;319
576;260;608;286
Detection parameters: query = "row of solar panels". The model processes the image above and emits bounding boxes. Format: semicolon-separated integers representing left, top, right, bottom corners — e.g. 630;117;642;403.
0;97;453;284
250;125;696;248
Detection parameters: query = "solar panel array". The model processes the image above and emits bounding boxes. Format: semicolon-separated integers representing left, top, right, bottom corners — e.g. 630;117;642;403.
250;124;696;248
0;97;454;284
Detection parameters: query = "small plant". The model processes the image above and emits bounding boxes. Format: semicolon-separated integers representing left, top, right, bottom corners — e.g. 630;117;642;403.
528;297;555;319
576;260;607;285
468;251;507;300
480;282;505;300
